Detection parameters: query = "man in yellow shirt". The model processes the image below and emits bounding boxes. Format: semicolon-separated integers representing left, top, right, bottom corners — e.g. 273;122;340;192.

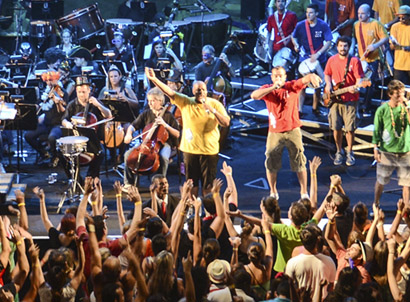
351;4;388;113
145;67;230;197
390;5;410;85
372;0;402;29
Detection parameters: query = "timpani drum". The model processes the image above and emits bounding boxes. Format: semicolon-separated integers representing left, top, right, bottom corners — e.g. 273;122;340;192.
105;18;144;46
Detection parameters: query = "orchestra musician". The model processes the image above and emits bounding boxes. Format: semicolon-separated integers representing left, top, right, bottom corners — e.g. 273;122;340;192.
292;4;332;117
267;0;298;57
268;0;311;21
324;0;356;36
110;31;135;71
123;87;179;191
69;47;99;77
58;60;75;101
25;71;67;167
35;47;65;72
57;28;77;57
251;66;322;200
324;36;365;166
351;4;388;114
61;76;112;178
146;67;230;197
389;5;410;85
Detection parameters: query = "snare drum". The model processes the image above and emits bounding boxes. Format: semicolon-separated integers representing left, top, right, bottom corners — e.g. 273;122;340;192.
56;4;104;41
30;21;53;38
254;23;270;63
105;18;144;45
272;47;296;72
57;136;88;156
298;58;325;87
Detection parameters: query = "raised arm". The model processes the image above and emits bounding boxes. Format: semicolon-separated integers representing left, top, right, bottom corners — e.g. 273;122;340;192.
113;181;126;231
193;196;202;266
15;190;28;230
209;178;226;239
122;186;143;245
387;199;405;239
86;215;102;278
70;235;85;291
324;202;343;255
366;204;380;247
223;187;239;238
22;243;44;302
182;252;195;302
261;211;274;280
76;176;94;230
34;187;53;232
309;156;322;210
220;161;238;208
250;84;276;100
387;238;402;301
145;67;176;99
10;227;29;293
0;216;11;270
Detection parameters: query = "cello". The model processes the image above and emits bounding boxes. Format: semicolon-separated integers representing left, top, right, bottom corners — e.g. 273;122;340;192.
126;104;170;175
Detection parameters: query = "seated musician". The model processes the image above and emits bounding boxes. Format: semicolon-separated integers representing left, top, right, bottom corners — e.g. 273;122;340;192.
25;71;67;166
57;28;78;57
61;76;112;178
123;87;179;190
69;47;99;77
144;37;183;90
110;31;135;71
58;60;76;101
35;47;66;71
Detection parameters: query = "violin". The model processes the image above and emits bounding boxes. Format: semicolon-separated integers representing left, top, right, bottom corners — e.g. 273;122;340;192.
126;104;170;174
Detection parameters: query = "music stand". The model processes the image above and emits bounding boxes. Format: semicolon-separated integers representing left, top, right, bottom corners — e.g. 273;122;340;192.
100;98;136;177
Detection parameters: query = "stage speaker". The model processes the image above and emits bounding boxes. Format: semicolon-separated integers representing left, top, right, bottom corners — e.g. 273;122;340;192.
241;0;265;21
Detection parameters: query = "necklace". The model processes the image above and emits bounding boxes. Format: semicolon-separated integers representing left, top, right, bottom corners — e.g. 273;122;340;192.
389;104;406;138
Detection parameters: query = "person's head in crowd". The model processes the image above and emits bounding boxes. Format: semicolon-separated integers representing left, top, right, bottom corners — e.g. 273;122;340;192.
191;266;210;302
275;0;286;12
345;239;373;266
102;282;125;302
247;241;265;265
152;37;166;58
306;3;319;23
99;247;112;264
347;230;366;248
396;5;410;25
358;4;371;23
331;192;350;215
70;46;92;67
270;273;291;300
240;220;254;240
288;202;309;227
201;44;215;64
41;70;60;88
202;194;216;216
387;79;405;103
108;65;123;89
44;47;65;71
75;76;92;102
152;234;167;255
112;31;125;50
356;282;383;302
353;202;369;228
207;259;231;285
65;205;78;217
202;238;220;266
148;250;174;296
58;246;75;269
371;241;388;281
102;256;121;284
151;174;169;198
166;69;184;92
61;28;73;46
299;197;313;219
300;224;324;254
326;267;362;301
47;249;69;291
232;266;253;295
146;216;163;239
60;213;76;236
261;195;281;223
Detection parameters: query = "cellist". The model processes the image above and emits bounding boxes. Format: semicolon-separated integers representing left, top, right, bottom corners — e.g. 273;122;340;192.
123;87;180;192
61;76;112;178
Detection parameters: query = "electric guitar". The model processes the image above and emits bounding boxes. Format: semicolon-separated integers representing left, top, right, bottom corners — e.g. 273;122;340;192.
323;79;371;108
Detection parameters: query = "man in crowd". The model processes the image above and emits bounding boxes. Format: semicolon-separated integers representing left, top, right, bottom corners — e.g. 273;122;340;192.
373;80;410;207
145;67;230;197
324;36;365;166
372;0;402;29
269;0;311;21
250;66;321;200
325;0;356;36
292;4;332;117
389;5;410;85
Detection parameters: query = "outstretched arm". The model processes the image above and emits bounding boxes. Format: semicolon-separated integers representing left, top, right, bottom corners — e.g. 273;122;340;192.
209;179;226;239
34;187;54;232
15;190;28;230
113;181;126;231
309;156;322;211
145;67;176;99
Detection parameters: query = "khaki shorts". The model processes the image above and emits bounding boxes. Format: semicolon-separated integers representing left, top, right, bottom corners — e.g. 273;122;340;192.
376;151;410;186
328;102;357;131
265;128;307;172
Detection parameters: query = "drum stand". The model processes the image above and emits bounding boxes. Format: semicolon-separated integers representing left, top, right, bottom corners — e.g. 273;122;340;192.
57;153;83;214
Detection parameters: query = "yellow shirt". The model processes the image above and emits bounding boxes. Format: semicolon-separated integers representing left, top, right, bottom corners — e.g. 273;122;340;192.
172;93;229;155
372;0;401;25
390;22;410;71
353;19;388;62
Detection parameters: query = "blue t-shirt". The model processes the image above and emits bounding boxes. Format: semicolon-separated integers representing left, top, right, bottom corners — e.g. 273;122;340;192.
293;18;332;63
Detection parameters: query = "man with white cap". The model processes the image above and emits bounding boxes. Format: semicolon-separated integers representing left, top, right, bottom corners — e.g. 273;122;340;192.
207;259;232;302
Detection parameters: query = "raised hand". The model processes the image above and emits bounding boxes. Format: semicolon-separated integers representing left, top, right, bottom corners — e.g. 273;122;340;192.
83;177;95;195
33;186;45;199
113;181;123;195
325;202;337;221
127;186;141;203
211;178;223;194
309;156;322;173
220;161;232;177
330;174;341;187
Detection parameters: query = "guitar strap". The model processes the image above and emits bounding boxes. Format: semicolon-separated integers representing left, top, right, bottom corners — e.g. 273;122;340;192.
305;20;319;55
341;55;352;86
358;22;367;57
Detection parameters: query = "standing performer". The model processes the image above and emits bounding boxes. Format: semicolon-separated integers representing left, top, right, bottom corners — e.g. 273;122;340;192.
325;0;356;36
61;77;112;178
324;36;365;166
372;0;402;29
268;0;311;21
389;5;410;85
373;80;410;207
267;0;298;57
292;4;332;117
250;66;322;200
122;87;179;190
145;67;230;197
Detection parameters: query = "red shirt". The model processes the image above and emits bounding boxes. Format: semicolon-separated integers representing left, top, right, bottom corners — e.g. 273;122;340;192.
324;55;364;102
267;10;298;52
261;79;305;133
325;0;356;36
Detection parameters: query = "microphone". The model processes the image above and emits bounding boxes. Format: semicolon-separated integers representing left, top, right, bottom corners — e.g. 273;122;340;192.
273;83;281;90
201;98;209;114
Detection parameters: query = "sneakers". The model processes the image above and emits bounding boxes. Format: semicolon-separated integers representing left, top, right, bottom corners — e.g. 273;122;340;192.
270;192;279;200
333;151;343;166
346;151;356;166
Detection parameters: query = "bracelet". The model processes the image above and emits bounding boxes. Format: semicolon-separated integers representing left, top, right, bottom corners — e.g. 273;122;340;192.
377;222;384;228
374;146;379;151
134;201;142;206
18;203;25;207
136;228;145;232
91;201;97;206
329;219;336;224
180;212;186;216
212;193;219;199
264;230;270;235
16;240;23;246
330;185;336;189
232;247;238;251
116;194;122;198
32;263;39;268
88;224;96;233
397;210;402;215
226;173;232;176
311;173;316;177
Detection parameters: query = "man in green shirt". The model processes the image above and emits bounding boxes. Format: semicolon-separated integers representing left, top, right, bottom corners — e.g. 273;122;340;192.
373;80;410;207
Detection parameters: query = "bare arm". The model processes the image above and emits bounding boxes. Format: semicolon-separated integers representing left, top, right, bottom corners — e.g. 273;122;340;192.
250;85;277;100
10;228;29;293
387;238;403;301
145;67;176;99
324;202;342;255
209;179;226;239
70;236;85;291
365;204;380;247
309;156;321;210
89;96;112;119
182;252;195;302
122;186;143;245
14;190;28;230
22;243;44;302
113;181;126;231
76;177;94;229
229;237;241;267
34;187;53;232
261;210;274;280
193;197;202;266
0;216;11;269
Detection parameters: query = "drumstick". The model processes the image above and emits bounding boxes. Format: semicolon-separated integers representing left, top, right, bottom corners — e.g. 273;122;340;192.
360;38;376;61
276;35;292;44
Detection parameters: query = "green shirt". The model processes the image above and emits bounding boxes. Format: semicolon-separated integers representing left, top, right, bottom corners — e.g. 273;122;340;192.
372;102;410;153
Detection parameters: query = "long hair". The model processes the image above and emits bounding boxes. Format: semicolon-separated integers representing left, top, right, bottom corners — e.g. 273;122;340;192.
148;250;174;297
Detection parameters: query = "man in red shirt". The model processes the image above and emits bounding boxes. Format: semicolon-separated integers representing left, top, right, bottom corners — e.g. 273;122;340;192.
325;0;356;36
251;67;321;200
324;36;365;166
267;0;298;56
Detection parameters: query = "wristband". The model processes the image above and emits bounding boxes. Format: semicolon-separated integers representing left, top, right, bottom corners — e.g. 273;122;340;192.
91;201;97;206
397;210;402;215
134;201;142;206
329;219;336;224
18;203;25;207
226;172;232;176
116;194;122;198
311;173;316;177
32;263;39;268
180;212;186;216
16;240;23;246
212;192;219;199
377;222;384;228
232;248;238;251
264;230;270;235
136;228;145;232
330;185;336;189
88;224;96;233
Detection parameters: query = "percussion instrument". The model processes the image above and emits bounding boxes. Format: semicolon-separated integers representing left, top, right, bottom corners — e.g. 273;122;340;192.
57;136;88;156
298;58;325;88
30;21;53;38
328;32;340;57
254;23;270;63
56;4;104;41
272;47;296;72
105;18;144;45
